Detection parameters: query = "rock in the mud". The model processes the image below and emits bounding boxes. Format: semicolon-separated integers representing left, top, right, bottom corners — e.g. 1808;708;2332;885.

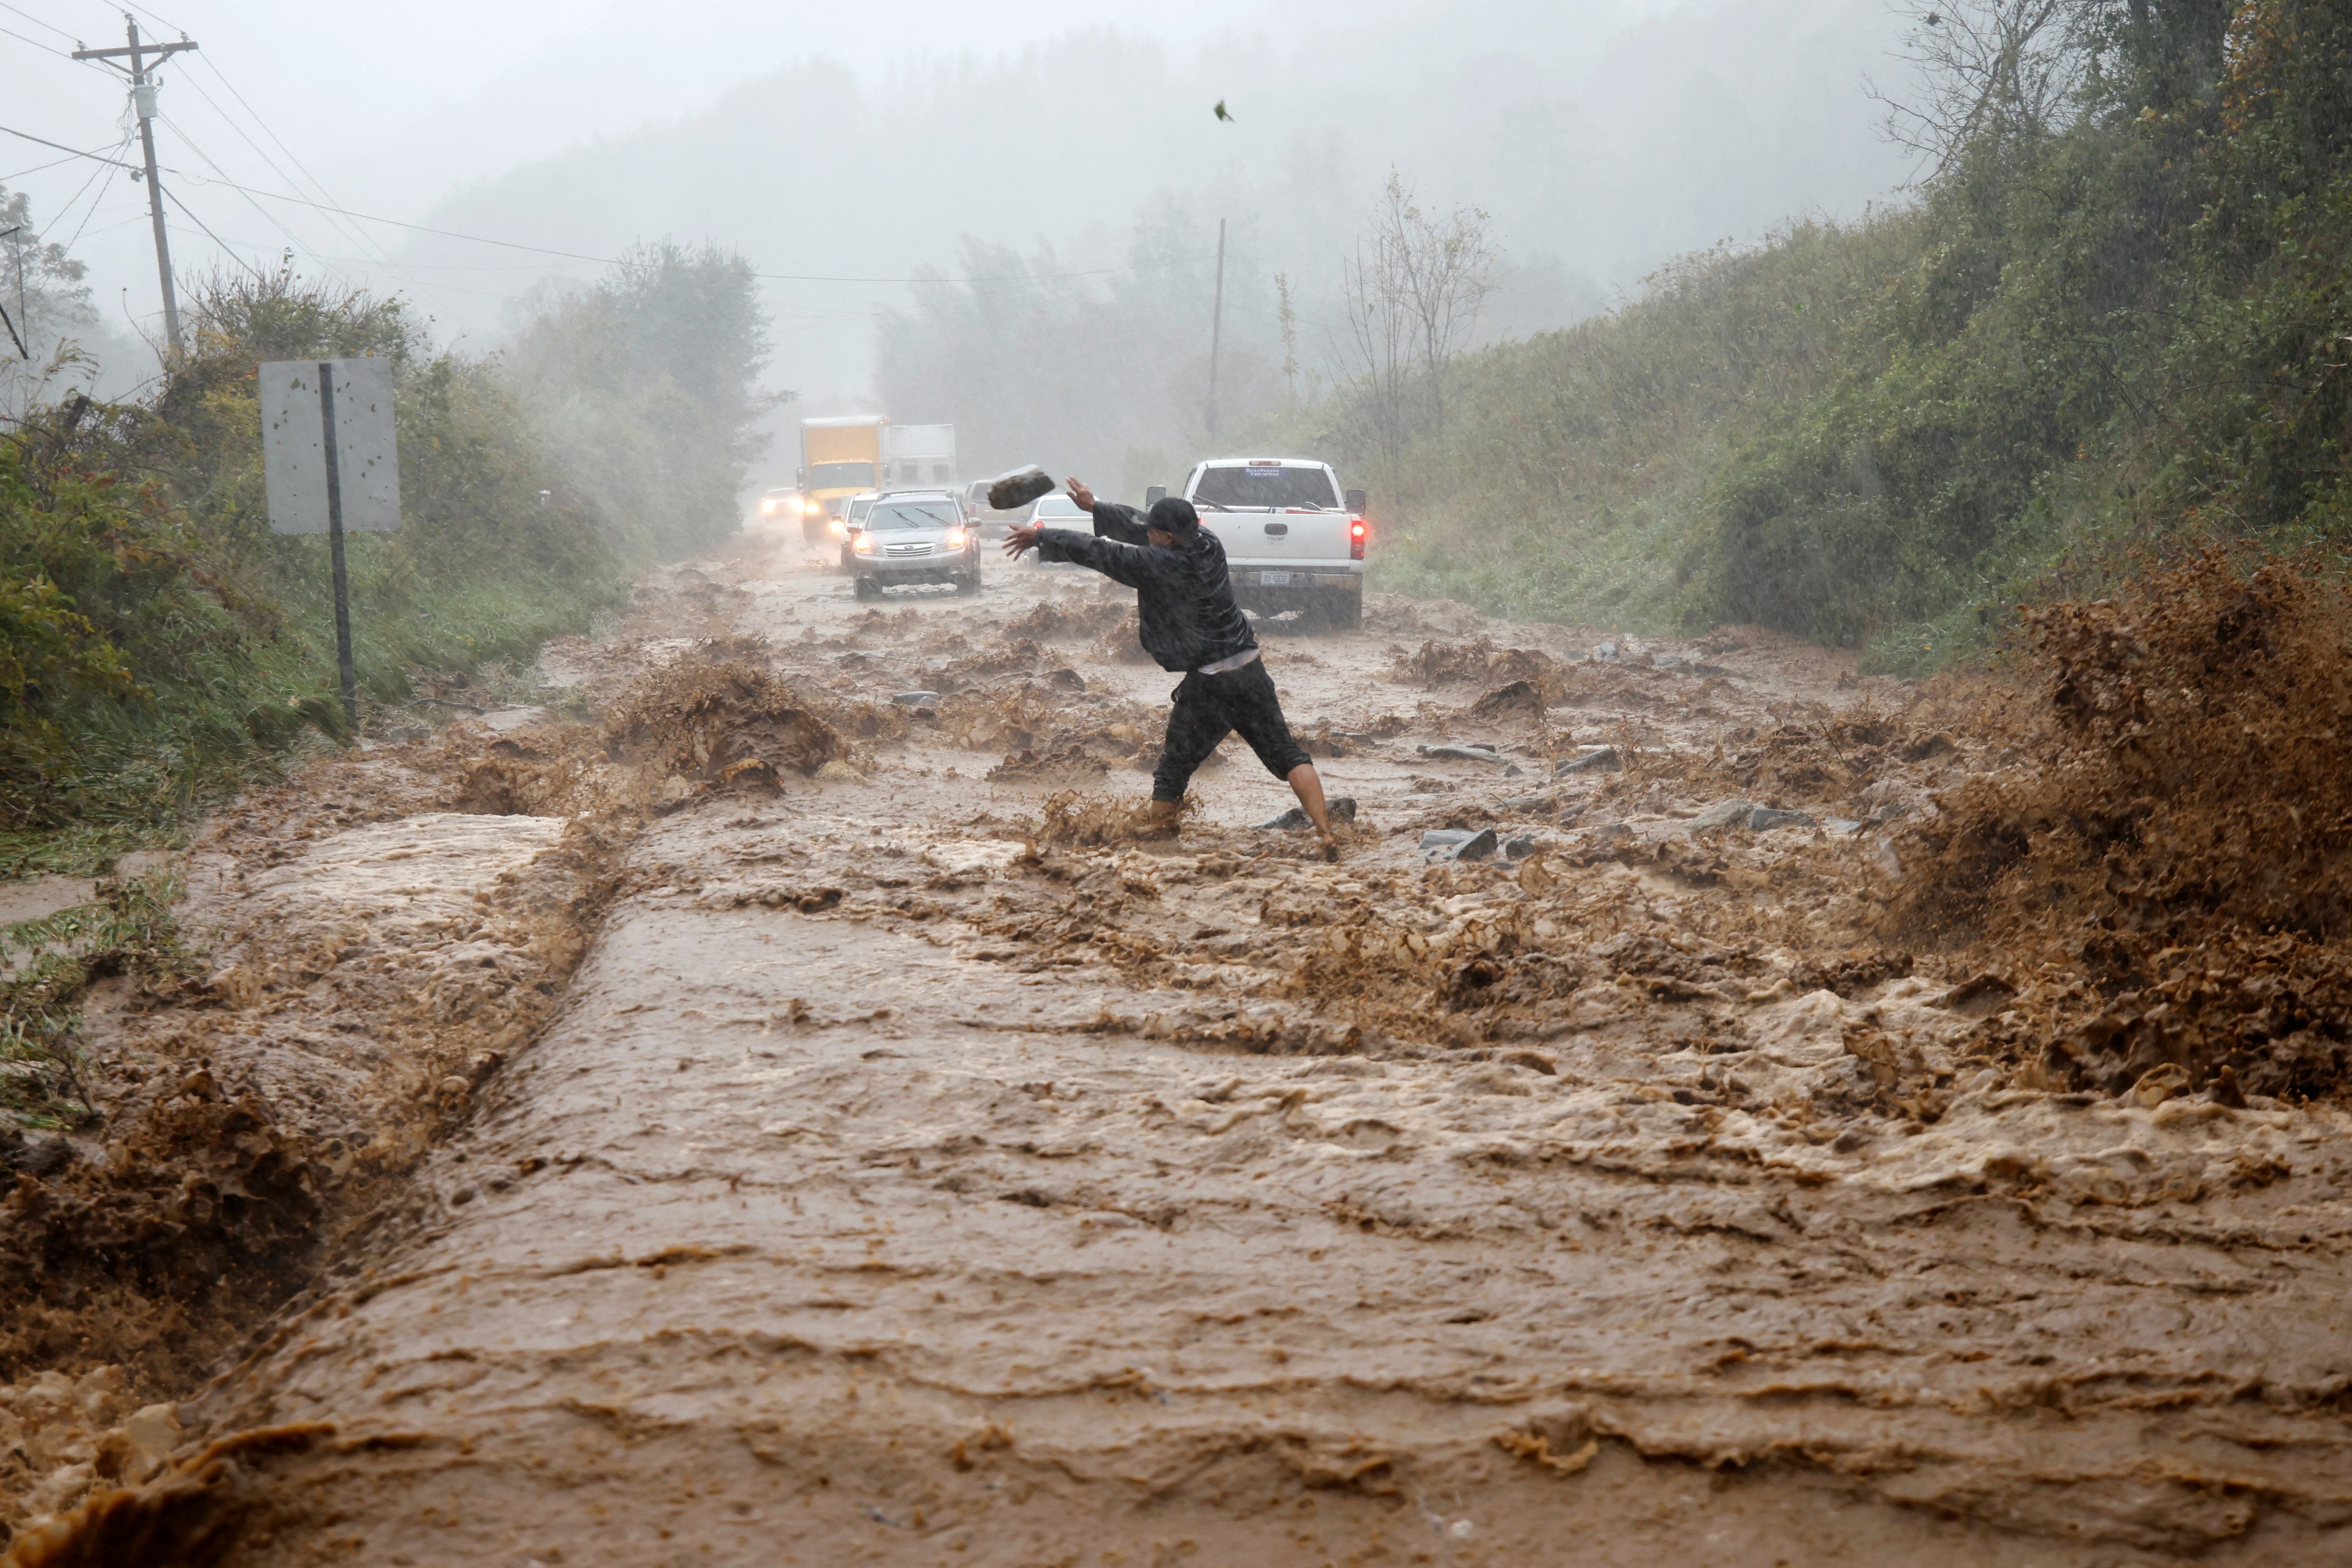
1687;798;1761;831
1468;680;1546;720
1416;743;1508;764
1501;794;1554;813
109;1403;181;1485
814;759;867;784
1556;746;1620;774
1652;652;1689;671
1046;668;1086;692
987;464;1056;512
2;1131;76;1179
891;690;941;707
1823;817;1865;835
1257;797;1355;831
1584;822;1634;845
1593;641;1620;662
1504;833;1541;859
1748;807;1818;831
1422;827;1499;862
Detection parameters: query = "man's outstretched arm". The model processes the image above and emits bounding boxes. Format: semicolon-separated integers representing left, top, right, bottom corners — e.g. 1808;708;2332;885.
1005;477;1155;559
1028;529;1186;593
1041;477;1149;545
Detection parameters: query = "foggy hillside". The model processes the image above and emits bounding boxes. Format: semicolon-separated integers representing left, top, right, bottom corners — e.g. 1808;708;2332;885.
397;0;1912;481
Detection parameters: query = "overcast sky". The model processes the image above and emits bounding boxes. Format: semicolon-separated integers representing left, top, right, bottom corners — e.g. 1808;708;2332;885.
0;0;1912;410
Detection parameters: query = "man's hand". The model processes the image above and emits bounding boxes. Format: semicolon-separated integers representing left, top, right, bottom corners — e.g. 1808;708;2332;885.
1067;477;1096;511
1003;524;1045;559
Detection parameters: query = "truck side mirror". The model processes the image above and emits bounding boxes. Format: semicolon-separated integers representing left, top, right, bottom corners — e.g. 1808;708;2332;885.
1344;488;1367;512
1145;485;1168;506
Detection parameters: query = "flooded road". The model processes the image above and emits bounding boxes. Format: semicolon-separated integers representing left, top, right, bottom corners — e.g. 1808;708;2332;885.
15;541;2352;1565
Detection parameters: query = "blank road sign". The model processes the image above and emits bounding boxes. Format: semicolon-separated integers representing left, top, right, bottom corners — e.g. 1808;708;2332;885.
261;357;400;534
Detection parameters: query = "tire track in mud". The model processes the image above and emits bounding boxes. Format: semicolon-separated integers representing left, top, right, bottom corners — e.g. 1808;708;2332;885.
13;546;2352;1565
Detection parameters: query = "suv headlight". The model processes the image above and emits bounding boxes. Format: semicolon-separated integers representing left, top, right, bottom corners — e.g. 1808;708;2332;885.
944;527;968;548
853;533;874;554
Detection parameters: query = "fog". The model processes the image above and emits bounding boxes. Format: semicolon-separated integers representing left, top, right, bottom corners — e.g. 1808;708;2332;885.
0;0;1912;482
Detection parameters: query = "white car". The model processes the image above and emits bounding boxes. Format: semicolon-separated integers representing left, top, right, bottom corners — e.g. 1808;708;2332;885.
1175;458;1367;628
1014;493;1091;565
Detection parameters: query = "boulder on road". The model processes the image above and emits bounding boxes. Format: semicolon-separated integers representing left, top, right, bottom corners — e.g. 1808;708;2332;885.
1686;798;1760;831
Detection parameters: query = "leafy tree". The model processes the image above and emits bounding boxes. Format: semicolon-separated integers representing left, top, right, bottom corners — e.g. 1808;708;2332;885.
503;241;779;560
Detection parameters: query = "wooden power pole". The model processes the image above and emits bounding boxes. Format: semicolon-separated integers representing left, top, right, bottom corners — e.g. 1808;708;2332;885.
1205;218;1226;441
74;18;198;355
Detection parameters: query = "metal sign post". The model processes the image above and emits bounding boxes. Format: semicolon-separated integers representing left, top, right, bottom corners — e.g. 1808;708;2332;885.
260;358;399;726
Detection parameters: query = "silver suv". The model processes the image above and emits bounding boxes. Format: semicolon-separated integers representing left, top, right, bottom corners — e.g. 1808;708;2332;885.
848;490;982;600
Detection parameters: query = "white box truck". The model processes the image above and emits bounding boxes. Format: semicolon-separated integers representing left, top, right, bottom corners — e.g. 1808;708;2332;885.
882;423;956;490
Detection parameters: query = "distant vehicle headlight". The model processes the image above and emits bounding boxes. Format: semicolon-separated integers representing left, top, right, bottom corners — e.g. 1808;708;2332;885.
829;518;847;537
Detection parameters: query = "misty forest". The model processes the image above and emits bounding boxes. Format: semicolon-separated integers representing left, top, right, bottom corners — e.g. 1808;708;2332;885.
5;1;2352;1563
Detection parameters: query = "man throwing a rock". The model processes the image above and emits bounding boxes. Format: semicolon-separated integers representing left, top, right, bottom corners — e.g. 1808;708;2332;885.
1005;480;1339;858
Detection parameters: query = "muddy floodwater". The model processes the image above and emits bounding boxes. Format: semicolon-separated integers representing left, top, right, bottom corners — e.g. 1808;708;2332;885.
11;539;2352;1566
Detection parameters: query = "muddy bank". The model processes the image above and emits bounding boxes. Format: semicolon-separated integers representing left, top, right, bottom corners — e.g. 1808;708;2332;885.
11;542;2352;1564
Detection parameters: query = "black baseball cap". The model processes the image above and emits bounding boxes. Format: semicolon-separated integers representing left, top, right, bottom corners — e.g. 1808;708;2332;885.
1146;497;1200;532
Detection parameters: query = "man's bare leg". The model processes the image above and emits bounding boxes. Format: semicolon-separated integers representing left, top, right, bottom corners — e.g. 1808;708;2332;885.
1286;763;1338;859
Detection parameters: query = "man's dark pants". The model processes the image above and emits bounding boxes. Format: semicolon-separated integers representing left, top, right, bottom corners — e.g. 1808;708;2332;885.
1151;659;1313;803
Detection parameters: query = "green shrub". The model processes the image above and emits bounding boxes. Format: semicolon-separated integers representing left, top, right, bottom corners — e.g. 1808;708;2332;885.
1309;0;2352;661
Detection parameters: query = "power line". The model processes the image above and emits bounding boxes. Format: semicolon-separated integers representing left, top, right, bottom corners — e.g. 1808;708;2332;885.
54;133;130;256
158;112;343;279
1;145;116;183
184;56;405;274
157;183;265;280
0;1;76;42
0;121;1149;286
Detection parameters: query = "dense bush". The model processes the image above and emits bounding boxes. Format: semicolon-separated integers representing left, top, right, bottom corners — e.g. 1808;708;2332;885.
0;242;773;858
1334;0;2352;664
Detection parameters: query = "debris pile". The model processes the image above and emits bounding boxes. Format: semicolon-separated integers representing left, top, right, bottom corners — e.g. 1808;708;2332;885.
1893;551;2352;1099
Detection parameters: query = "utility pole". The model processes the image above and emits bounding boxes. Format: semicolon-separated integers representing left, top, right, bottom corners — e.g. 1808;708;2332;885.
74;17;198;356
1205;218;1226;441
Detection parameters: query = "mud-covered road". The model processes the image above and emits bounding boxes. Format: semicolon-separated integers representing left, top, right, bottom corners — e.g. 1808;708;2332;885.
13;537;2352;1566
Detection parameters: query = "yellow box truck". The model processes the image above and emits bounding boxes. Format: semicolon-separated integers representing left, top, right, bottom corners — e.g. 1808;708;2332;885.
798;416;887;544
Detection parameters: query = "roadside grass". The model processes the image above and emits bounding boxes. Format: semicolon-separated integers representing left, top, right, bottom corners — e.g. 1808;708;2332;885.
0;870;192;1131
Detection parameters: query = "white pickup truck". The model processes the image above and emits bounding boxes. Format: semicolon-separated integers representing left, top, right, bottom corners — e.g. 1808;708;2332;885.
1162;457;1367;628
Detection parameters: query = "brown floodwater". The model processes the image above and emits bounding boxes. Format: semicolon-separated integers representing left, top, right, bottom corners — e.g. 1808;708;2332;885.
16;542;2352;1566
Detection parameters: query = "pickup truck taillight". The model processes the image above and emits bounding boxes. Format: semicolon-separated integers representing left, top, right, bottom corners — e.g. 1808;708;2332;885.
1349;518;1367;560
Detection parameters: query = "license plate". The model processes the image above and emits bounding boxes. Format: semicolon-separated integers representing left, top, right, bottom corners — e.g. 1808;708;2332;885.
1258;570;1294;586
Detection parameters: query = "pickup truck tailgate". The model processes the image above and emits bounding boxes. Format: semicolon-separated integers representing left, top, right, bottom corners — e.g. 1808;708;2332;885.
1204;511;1353;565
